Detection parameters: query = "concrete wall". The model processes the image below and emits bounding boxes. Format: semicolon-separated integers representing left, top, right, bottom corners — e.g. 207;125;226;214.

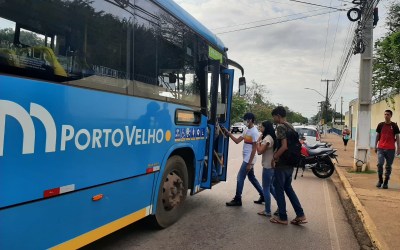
347;94;400;147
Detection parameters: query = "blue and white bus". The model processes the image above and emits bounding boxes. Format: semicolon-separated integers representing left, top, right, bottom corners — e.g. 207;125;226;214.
0;0;246;249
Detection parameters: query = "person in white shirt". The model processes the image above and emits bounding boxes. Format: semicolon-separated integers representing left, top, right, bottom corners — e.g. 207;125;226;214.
223;113;263;206
256;120;277;217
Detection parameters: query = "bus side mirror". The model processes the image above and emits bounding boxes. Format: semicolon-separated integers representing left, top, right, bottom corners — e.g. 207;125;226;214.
239;77;246;96
169;73;177;83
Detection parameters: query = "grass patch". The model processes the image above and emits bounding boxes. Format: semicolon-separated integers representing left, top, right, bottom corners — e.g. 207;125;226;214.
347;169;376;174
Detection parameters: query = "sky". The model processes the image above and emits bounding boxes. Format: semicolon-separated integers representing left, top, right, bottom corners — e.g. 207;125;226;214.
176;0;393;119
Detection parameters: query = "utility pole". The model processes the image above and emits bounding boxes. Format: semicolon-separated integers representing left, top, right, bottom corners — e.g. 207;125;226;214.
333;103;337;126
340;97;343;129
318;101;323;126
354;3;373;171
321;79;335;135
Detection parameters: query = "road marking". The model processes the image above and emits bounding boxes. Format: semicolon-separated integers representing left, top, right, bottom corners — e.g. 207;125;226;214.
323;179;341;250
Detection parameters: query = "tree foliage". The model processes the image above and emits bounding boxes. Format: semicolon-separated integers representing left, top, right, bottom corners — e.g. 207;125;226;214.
372;2;400;101
0;28;44;47
231;80;308;124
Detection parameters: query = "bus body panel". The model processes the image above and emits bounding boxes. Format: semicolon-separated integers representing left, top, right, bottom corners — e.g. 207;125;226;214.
0;173;156;249
0;0;240;248
0;75;207;208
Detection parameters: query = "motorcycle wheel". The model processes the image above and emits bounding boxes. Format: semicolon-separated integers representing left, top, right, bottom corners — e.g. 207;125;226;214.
347;8;361;22
312;157;335;178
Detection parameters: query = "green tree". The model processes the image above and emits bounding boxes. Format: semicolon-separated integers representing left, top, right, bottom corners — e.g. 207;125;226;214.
230;95;247;123
0;28;44;47
243;80;270;108
372;2;400;103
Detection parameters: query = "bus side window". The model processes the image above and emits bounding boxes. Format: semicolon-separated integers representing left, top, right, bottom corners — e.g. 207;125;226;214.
132;0;201;108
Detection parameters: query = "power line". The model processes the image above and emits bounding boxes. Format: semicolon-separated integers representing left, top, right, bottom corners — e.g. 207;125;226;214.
328;0;380;100
288;0;346;11
320;0;334;85
326;9;342;77
211;6;343;31
216;10;340;35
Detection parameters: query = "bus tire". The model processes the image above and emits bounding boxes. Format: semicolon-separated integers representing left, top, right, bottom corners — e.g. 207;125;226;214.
153;155;188;228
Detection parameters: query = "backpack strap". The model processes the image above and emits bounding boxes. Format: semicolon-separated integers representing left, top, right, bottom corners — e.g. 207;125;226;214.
282;122;295;133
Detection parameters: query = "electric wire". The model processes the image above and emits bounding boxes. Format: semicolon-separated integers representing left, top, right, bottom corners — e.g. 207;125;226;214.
328;0;380;100
320;0;334;87
325;9;342;78
216;10;341;35
288;0;346;10
211;6;343;31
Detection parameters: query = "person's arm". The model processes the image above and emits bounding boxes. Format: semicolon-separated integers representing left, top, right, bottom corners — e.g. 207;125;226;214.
246;142;257;172
375;133;380;153
375;123;381;153
257;141;270;155
394;124;400;155
222;127;243;144
273;138;288;161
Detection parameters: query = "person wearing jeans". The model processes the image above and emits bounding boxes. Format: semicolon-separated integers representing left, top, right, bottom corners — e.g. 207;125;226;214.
223;112;263;206
234;161;264;202
273;168;304;221
257;120;277;216
270;106;307;225
375;110;400;189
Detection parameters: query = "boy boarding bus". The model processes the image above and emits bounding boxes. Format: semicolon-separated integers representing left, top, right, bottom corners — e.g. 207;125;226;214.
0;0;245;249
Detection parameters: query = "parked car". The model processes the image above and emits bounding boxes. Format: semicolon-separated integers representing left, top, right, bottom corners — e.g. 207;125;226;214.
294;125;320;145
231;122;247;134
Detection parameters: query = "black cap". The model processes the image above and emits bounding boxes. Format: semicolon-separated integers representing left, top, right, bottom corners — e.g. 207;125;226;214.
243;112;255;121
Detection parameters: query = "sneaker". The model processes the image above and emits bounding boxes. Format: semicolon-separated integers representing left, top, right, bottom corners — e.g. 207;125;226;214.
226;199;242;206
376;181;383;188
254;196;265;204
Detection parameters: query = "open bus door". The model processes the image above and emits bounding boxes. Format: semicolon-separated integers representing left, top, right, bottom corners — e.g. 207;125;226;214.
200;61;235;189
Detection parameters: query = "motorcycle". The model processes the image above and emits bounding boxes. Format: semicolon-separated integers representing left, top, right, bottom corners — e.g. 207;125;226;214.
296;142;338;179
304;142;332;149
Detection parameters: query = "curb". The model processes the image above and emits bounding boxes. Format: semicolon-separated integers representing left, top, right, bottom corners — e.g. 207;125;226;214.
335;165;389;250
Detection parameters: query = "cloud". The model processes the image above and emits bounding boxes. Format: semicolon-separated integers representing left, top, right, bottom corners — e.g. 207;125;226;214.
176;0;389;118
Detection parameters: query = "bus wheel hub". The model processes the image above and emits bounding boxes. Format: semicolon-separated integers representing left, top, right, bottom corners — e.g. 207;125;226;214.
162;172;184;210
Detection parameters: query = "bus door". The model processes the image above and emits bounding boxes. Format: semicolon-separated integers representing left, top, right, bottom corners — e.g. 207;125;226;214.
216;69;234;181
200;60;219;189
200;62;234;188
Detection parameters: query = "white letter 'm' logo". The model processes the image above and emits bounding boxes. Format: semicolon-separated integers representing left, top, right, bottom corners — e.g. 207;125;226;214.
0;100;56;156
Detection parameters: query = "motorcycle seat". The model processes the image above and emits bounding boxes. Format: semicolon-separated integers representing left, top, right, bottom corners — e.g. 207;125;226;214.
307;142;330;149
307;147;335;156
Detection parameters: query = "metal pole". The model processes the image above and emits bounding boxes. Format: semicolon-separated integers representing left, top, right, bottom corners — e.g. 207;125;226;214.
321;79;335;134
354;5;373;171
341;97;343;129
334;103;336;125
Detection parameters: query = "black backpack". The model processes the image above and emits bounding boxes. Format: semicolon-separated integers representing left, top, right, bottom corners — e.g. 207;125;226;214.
277;123;302;166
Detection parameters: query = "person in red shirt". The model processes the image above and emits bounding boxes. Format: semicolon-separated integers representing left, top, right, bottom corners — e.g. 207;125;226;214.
375;110;400;189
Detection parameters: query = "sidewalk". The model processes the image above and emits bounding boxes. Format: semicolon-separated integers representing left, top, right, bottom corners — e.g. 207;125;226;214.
322;134;400;250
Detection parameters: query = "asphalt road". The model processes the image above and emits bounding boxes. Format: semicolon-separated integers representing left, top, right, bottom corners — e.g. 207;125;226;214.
85;136;359;250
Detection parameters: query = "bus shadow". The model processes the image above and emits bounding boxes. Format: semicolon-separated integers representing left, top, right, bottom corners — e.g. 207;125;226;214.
81;193;206;249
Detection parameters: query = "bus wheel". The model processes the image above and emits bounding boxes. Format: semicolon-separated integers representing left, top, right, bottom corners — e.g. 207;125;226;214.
153;155;188;228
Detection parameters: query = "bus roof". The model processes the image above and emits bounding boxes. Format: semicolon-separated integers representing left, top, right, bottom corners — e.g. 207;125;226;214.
154;0;225;52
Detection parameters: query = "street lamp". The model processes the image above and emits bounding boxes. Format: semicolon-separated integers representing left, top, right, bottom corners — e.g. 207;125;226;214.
305;88;329;133
304;88;325;99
